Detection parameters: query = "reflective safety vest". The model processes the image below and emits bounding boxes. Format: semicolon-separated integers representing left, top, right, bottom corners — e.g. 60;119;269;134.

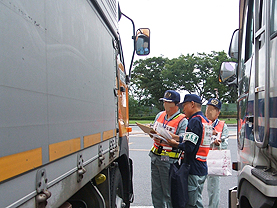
192;115;213;162
151;111;186;158
210;120;225;150
214;120;225;138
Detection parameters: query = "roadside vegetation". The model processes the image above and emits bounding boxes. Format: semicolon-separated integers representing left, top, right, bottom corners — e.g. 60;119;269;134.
128;51;237;124
130;118;237;125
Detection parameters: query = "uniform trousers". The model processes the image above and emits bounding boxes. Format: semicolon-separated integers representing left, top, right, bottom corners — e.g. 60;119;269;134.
186;174;207;208
207;175;220;208
149;151;177;208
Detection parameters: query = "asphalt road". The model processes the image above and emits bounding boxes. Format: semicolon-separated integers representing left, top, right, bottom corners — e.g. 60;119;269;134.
129;125;238;208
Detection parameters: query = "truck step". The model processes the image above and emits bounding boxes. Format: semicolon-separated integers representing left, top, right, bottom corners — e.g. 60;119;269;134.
252;167;277;185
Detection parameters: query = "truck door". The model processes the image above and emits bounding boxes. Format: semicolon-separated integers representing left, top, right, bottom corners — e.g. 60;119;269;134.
268;0;277;152
237;0;255;166
253;0;270;149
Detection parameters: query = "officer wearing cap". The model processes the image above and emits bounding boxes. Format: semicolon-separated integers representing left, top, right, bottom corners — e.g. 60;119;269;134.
149;90;188;208
167;94;212;208
205;98;229;208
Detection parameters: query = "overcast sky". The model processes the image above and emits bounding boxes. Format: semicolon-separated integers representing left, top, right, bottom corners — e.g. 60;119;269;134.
118;0;239;67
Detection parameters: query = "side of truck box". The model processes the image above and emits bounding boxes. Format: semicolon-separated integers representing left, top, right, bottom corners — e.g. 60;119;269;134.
0;0;137;207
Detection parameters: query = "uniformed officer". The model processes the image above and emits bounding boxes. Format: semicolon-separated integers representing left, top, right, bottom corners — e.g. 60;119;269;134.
149;90;188;208
205;98;229;208
167;94;212;208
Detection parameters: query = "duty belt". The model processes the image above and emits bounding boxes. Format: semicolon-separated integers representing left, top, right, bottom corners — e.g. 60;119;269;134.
151;146;180;158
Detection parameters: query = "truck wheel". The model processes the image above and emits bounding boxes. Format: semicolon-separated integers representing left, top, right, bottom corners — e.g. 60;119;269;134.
110;166;124;208
239;180;276;208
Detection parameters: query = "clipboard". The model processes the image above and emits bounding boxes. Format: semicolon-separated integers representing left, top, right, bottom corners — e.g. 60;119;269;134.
136;122;169;143
136;122;156;134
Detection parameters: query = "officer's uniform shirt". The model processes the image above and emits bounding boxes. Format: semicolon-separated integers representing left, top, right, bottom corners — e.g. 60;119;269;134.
178;111;209;176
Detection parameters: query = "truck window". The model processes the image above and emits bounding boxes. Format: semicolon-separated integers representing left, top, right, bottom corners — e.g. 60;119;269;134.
271;0;277;36
238;0;254;94
244;0;254;61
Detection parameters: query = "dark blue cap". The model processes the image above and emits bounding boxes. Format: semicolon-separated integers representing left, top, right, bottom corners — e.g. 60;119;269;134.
180;94;202;105
159;90;180;103
207;98;222;110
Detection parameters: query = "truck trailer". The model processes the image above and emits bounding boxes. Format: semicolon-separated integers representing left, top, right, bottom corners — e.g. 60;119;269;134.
0;0;150;207
220;0;277;207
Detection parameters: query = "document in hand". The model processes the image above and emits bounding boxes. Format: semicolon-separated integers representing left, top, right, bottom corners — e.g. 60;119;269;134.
156;125;172;140
136;122;156;134
136;122;170;143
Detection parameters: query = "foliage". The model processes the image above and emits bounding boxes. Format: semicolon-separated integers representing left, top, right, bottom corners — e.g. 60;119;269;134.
129;95;159;117
128;95;141;117
129;116;156;120
129;118;237;125
129;51;238;113
163;54;197;93
130;56;169;111
196;51;237;103
163;51;237;103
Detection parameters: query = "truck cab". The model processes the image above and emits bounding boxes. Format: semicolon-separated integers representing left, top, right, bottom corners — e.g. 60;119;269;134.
220;0;277;207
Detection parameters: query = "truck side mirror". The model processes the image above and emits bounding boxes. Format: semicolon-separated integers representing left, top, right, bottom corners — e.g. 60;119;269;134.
219;62;237;86
229;29;239;60
135;28;150;55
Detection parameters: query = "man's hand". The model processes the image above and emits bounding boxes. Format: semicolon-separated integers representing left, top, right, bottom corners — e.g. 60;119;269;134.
150;132;165;145
212;129;218;136
166;138;179;148
148;130;156;138
213;138;221;146
153;137;164;145
168;132;180;141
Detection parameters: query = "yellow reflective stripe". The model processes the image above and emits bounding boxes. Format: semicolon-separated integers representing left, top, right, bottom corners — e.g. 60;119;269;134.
103;129;116;141
1;129;116;182
0;148;42;182
84;133;101;148
172;113;181;119
151;146;180;158
49;138;81;162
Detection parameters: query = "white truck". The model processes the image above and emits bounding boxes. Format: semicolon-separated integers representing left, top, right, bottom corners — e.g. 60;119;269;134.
220;0;277;207
0;0;150;207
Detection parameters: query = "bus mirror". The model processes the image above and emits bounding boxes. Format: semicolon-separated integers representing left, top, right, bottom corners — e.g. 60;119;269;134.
219;62;237;86
228;29;239;60
135;28;150;55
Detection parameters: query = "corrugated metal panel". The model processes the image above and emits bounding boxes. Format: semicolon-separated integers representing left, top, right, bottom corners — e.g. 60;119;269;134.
106;0;116;20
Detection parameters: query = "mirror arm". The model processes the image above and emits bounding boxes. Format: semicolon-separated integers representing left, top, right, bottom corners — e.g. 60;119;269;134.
121;12;136;83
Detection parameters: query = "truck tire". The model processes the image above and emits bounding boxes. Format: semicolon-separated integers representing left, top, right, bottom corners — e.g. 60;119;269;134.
239;180;276;208
110;166;125;208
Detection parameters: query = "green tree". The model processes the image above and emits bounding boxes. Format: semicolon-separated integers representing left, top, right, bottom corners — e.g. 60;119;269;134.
128;95;141;117
130;52;237;114
164;51;237;103
194;51;237;103
162;54;197;93
130;56;168;111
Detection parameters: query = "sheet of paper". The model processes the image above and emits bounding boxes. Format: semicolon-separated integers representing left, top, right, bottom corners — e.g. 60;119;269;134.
148;133;169;143
156;125;172;140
